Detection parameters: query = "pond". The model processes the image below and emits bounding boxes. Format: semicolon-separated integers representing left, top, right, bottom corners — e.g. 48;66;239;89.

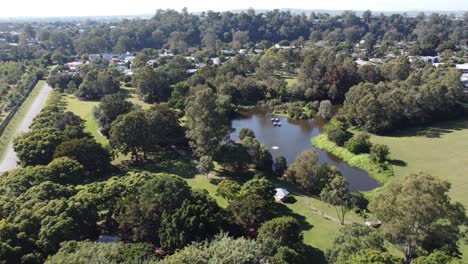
230;108;381;191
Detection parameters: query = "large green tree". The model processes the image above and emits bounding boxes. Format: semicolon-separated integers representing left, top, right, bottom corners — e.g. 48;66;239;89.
320;175;352;225
93;93;134;137
185;87;230;157
369;173;466;264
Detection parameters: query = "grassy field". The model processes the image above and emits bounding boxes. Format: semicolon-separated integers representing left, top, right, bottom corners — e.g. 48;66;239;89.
65;95;107;145
0;80;45;161
184;174;367;257
65;87;153;146
370;117;468;262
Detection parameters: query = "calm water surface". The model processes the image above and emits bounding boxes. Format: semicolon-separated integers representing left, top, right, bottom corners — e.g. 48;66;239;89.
230;108;381;191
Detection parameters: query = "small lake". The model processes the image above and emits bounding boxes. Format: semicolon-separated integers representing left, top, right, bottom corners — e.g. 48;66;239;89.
230;108;381;191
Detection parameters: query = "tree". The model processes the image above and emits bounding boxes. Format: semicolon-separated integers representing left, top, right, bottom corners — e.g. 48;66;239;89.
324;119;351;146
159;191;225;252
238;128;255;140
285;150;337;194
115;174;223;251
327;225;386;263
185;87;230;157
133;66;171;103
412;251;463;264
109;106;183;161
160;233;268;264
274;156;287;176
93;93;134;137
76;69;120;100
227;193;272;232
46;241;158;264
320;175;352;225
257;216;302;248
340;249;403;264
345;132;372;154
369;173;466;264
370;144;390;163
318;100;333;119
196;156;214;174
216;180;241;202
53;137;111;174
240;177;275;202
13;128;64;166
109;110;148;161
215;143;251;173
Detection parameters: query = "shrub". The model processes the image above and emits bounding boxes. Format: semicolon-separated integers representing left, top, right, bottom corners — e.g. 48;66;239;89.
370;144;390;163
345;132;372;154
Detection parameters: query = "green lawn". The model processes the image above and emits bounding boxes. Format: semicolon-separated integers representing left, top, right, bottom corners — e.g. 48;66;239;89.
65;88;153;146
0;80;46;161
65;95;107;145
184;174;365;257
370;117;468;262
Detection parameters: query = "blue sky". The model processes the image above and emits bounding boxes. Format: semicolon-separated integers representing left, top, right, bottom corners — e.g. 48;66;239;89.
1;0;467;17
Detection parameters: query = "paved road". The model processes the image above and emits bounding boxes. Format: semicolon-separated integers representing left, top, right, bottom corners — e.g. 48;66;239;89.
0;82;53;173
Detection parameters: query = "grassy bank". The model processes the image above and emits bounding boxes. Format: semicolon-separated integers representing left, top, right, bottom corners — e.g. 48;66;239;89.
0;80;46;161
311;134;393;184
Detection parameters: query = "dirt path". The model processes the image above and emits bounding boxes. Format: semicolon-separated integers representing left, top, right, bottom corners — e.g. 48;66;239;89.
0;83;52;173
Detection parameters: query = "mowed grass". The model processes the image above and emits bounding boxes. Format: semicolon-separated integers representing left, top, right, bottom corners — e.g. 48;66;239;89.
65;95;107;145
184;174;361;256
0;80;46;161
65;88;153;146
370;117;468;262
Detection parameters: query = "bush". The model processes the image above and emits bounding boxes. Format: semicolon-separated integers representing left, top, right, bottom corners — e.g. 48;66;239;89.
324;119;351;146
370;144;390;163
345;132;372;154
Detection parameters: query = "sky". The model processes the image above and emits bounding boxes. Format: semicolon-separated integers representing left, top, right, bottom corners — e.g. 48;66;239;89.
1;0;467;17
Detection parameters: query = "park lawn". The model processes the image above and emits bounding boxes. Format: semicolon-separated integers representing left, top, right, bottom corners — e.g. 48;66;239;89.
370;117;468;262
65;94;108;146
65;87;152;147
184;174;362;257
0;80;46;161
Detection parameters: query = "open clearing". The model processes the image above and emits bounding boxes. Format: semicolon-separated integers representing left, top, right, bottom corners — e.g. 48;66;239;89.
371;117;468;262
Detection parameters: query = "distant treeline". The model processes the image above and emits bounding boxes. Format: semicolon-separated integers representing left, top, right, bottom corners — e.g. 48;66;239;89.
1;9;468;61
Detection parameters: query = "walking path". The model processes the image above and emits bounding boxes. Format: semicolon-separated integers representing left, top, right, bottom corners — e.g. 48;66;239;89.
299;195;359;225
0;82;53;173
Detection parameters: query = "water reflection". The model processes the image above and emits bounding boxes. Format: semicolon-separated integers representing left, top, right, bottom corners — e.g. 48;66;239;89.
230;109;381;191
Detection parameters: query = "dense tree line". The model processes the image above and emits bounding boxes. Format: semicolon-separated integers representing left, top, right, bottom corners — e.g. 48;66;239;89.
13;92;111;174
342;67;465;133
0;62;45;112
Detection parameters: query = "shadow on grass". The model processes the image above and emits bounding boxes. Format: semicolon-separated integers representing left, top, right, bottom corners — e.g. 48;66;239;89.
389;159;407;167
142;158;198;179
383;117;468;139
270;201;328;263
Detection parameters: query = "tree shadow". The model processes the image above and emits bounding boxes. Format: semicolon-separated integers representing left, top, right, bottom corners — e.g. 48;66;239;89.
389;159;407;167
384;118;468;139
142;158;198;179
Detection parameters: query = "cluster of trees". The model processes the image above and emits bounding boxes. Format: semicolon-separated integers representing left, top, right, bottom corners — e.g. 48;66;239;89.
21;10;468;58
109;105;185;161
132;56;193;103
325;173;466;264
48;60;121;100
0;62;45;112
342;67;465;133
13;92;111;174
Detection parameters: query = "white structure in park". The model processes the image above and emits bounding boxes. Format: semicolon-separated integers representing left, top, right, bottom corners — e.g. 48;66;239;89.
274;188;289;202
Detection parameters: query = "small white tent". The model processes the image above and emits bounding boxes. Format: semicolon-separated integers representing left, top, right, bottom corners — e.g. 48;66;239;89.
274;188;289;201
